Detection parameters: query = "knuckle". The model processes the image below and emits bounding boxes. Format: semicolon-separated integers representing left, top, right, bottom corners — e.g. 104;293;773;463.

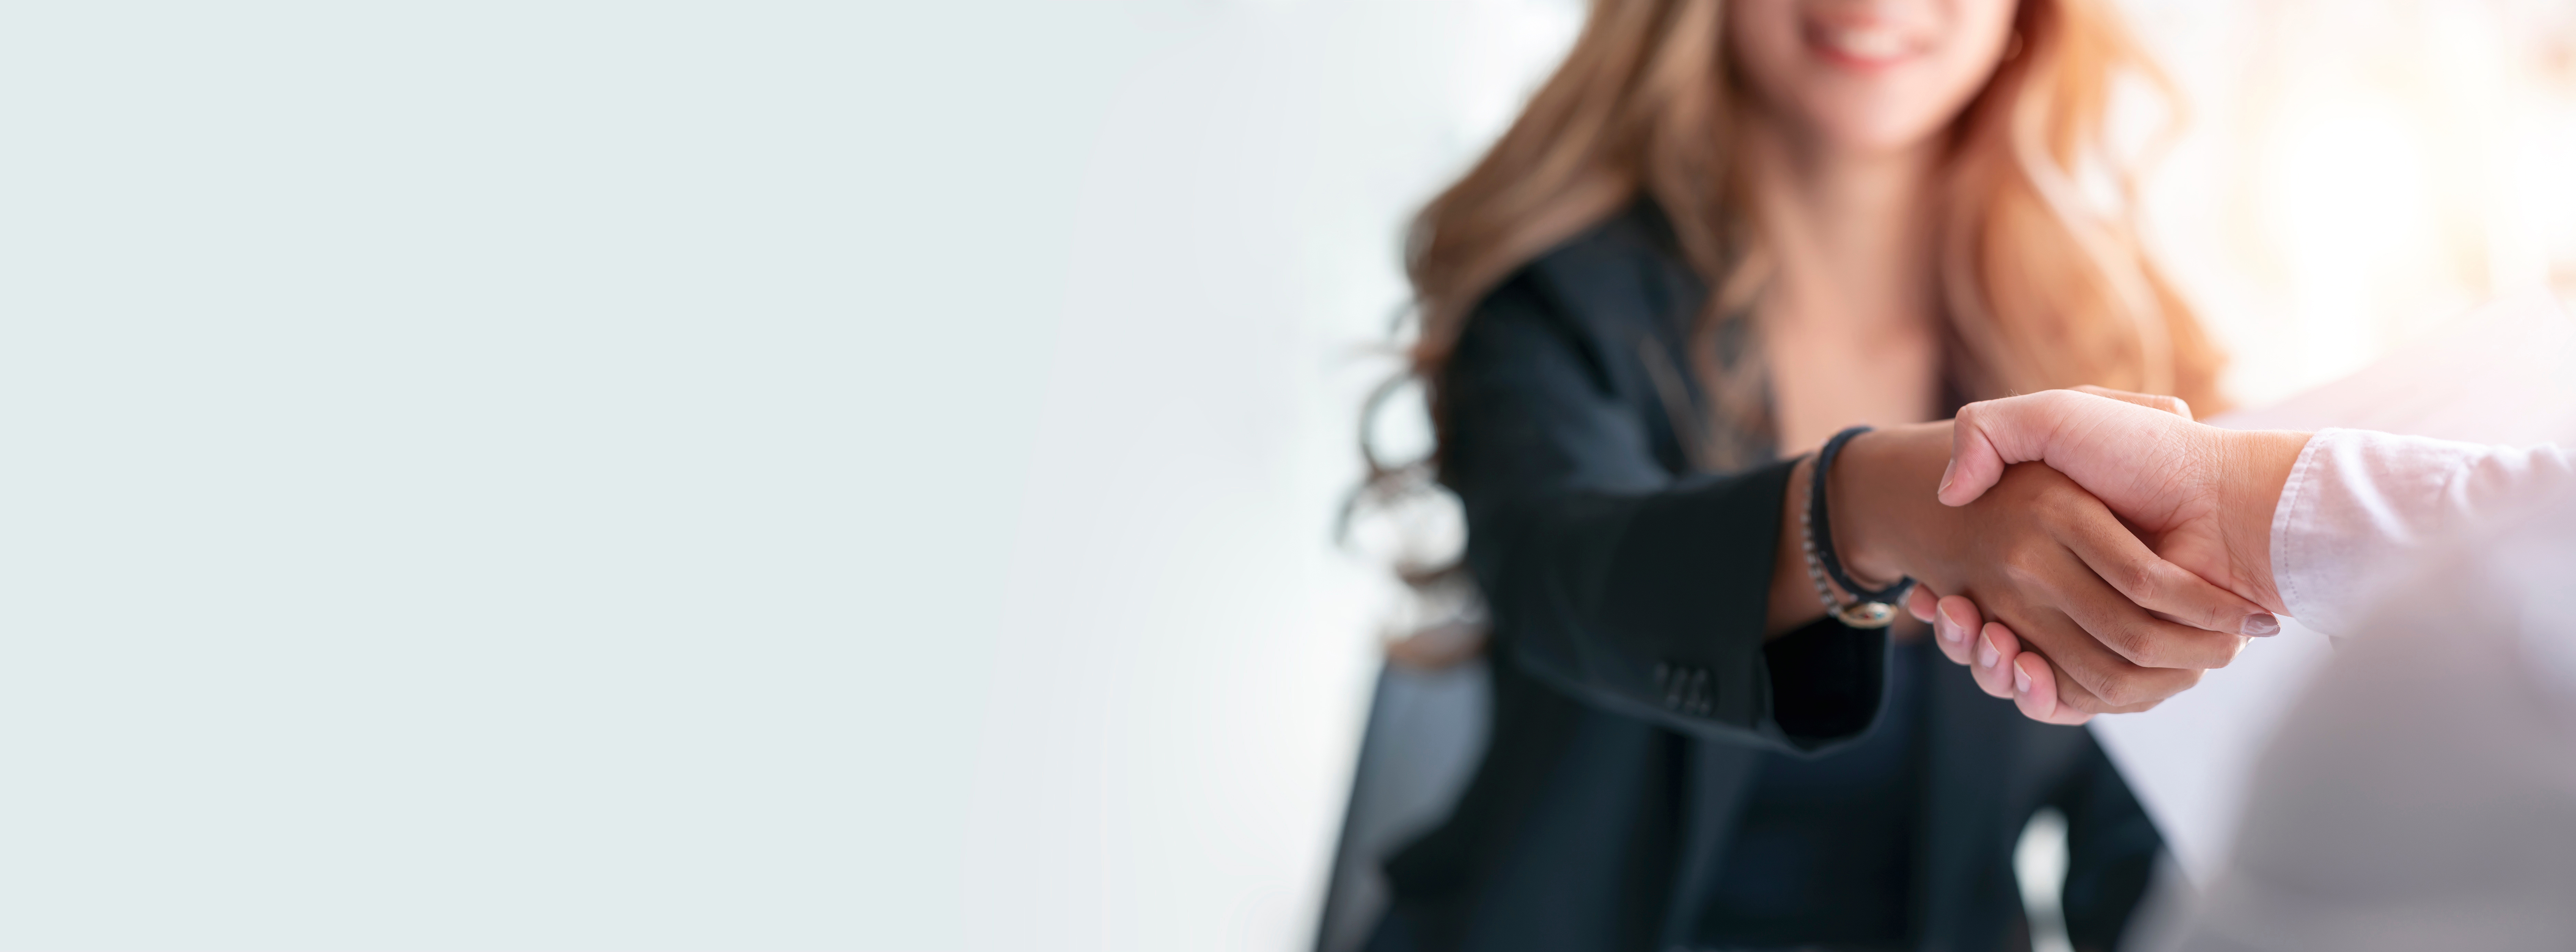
2013;535;2061;569
1999;552;2049;589
2060;688;2107;715
2110;560;2158;598
2114;629;2165;667
2089;671;2130;707
2023;477;2065;506
2037;486;2088;524
2092;668;2146;708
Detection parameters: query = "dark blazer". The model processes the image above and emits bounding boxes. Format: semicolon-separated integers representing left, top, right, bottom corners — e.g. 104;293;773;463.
1374;206;2161;952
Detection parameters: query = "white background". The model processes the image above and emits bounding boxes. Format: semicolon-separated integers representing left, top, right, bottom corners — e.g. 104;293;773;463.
0;1;1576;949
2;2;2571;950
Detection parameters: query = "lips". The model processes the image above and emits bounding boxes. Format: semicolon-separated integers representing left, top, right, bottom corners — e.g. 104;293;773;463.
1804;18;1921;69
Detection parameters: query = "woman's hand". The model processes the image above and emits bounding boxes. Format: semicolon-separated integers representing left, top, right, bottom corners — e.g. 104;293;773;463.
1827;423;2267;716
1906;587;2091;724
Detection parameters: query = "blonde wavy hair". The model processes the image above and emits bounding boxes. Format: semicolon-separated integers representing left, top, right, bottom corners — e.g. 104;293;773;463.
1391;0;2224;475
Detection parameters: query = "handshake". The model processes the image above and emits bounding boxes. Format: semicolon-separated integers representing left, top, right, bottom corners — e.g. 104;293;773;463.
1817;386;2316;726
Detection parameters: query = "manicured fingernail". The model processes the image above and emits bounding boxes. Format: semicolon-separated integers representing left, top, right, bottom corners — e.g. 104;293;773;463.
2241;613;2280;637
2013;664;2033;694
1978;633;1999;669
1936;458;1956;497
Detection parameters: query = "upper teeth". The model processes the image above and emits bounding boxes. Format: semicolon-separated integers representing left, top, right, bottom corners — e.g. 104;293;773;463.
1820;26;1908;59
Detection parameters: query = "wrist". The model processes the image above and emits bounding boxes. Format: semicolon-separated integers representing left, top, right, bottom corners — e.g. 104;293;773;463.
2220;429;2311;614
1827;423;1953;588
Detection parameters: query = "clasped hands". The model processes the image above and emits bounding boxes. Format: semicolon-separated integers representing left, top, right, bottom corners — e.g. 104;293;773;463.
1824;387;2311;725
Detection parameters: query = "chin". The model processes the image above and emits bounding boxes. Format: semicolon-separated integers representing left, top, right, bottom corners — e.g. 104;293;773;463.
1801;99;1959;157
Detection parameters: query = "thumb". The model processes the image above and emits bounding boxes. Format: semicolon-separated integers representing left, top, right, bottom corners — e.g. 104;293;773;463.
1938;418;2005;506
1941;394;2046;506
1939;390;2093;506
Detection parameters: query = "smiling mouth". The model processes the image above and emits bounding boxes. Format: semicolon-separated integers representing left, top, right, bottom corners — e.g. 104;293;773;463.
1803;18;1921;70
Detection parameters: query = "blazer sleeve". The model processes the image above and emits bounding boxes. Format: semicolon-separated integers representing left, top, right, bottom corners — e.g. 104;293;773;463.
1444;274;1887;753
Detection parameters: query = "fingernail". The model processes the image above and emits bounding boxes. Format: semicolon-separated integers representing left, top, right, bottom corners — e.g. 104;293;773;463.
1938;608;1967;644
1936;458;1956;497
1978;633;1999;669
2013;664;2033;694
2241;613;2280;637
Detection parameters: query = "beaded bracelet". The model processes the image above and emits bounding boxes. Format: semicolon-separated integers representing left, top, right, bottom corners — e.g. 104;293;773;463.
1801;425;1914;628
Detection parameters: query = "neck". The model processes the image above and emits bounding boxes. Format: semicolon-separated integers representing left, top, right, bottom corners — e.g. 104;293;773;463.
1744;122;1943;334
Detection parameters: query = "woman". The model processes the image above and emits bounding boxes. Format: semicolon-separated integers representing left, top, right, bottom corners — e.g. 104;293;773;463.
1364;1;2256;950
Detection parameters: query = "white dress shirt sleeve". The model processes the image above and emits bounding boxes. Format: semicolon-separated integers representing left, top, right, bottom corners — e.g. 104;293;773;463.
2270;428;2576;635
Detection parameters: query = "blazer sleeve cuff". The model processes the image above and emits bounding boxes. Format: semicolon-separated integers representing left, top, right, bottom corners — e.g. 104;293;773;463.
1586;458;1889;752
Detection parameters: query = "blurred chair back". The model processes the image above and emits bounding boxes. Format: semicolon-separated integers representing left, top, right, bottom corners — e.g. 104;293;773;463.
1313;623;1491;952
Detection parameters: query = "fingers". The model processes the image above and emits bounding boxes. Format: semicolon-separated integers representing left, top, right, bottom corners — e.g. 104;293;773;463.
1929;594;1980;667
1911;588;1986;674
2011;651;2093;725
1919;593;2006;695
2070;384;2193;421
1972;478;2235;696
1977;627;2092;725
1960;619;2093;724
1922;597;2145;725
1970;621;2020;699
2051;655;2199;717
1998;594;2206;710
2052;495;2275;645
